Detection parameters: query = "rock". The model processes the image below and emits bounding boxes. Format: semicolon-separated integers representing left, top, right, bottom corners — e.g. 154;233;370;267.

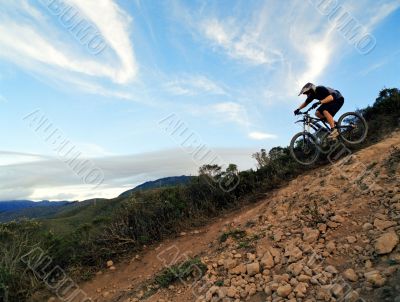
205;286;226;301
363;223;374;231
345;290;360;302
276;284;292;298
331;284;344;298
326;241;336;253
343;268;358;282
294;282;308;298
285;245;303;263
106;260;114;267
375;232;399;254
318;224;327;233
346;236;357;244
365;260;373;268
269;246;282;264
303;228;320;243
297;274;311;282
246;262;260;276
274;230;284;241
327;221;338;228
260;251;274;269
224;259;237;270
317;286;332;301
247;253;256;261
364;270;386;287
374;218;397;231
264;285;272;296
226;287;237;298
331;215;345;223
231;263;246;275
288;262;303;276
325;265;338;274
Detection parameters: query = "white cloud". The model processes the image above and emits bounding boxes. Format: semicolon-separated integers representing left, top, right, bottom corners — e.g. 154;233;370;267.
172;0;397;109
296;35;334;87
0;0;137;97
0;148;257;201
211;102;250;127
248;132;277;140
66;0;138;83
366;1;400;29
165;75;226;96
0;151;50;166
201;18;282;65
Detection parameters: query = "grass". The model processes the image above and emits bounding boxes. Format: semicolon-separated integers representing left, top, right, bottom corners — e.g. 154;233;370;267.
219;229;247;243
154;258;207;288
384;146;400;175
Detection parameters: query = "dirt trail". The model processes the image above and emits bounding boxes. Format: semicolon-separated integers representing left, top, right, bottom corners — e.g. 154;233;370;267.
79;131;400;302
80;191;276;301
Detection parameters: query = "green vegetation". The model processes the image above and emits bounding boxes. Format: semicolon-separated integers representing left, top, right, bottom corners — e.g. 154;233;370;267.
154;258;207;288
219;229;247;243
384;146;400;175
0;88;399;301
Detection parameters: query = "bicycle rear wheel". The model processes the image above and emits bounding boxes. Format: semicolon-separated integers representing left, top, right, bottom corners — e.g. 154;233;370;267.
337;112;368;145
290;132;320;165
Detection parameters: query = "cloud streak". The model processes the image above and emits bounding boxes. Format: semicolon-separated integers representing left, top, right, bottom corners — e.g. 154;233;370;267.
0;148;257;201
164;74;226;96
0;0;137;98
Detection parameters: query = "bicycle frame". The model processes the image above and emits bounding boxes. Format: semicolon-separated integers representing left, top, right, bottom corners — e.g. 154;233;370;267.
295;108;331;134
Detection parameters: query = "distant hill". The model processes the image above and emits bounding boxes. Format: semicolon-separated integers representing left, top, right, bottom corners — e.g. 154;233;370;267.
0;176;194;223
0;200;69;212
0;200;70;223
118;175;194;197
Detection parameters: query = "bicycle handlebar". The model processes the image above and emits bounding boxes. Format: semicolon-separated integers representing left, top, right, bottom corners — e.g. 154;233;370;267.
297;107;313;115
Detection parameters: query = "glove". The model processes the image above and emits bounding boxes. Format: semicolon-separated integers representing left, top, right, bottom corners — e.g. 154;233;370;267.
311;101;321;109
294;108;301;115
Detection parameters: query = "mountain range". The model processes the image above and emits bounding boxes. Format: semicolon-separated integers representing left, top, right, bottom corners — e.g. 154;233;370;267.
0;175;192;223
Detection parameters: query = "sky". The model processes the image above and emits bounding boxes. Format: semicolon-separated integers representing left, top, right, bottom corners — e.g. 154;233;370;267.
0;0;399;201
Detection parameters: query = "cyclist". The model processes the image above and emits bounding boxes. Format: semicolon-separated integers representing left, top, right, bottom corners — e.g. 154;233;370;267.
294;83;344;139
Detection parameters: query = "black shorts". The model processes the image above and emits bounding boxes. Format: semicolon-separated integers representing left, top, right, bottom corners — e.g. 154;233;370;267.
317;97;344;117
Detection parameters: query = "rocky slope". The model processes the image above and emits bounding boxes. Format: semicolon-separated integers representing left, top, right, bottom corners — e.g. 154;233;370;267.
79;131;400;302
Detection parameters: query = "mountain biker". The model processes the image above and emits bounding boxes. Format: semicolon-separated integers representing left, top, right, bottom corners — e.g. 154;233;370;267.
294;83;344;139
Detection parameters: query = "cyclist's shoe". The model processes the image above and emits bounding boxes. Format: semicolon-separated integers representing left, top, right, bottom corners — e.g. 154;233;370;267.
328;128;339;140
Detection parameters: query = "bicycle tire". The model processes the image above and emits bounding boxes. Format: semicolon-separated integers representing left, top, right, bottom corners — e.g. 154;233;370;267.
337;112;368;145
290;131;320;165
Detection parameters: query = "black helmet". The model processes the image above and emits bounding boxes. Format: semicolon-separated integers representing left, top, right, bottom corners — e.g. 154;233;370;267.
298;82;316;96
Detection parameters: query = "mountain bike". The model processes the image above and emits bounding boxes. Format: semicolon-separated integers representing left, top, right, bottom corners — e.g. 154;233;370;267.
290;107;368;165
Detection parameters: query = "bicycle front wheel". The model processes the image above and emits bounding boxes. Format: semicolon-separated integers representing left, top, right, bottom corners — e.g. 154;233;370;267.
337;112;368;145
290;132;320;165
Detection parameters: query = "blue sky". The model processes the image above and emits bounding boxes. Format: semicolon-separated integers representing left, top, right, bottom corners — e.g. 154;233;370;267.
0;0;399;201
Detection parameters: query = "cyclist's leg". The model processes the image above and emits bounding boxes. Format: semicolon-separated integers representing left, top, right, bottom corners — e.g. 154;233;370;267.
317;98;344;129
322;110;335;129
315;111;324;119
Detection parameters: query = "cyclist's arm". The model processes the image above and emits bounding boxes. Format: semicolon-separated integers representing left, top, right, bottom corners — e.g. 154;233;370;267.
297;94;315;110
320;95;334;104
298;101;307;110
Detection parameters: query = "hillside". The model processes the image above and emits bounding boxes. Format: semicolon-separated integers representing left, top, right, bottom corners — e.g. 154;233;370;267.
1;88;398;302
78;131;400;302
0;176;193;223
119;176;194;197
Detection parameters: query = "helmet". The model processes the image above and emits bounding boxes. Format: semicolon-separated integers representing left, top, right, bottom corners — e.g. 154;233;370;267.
298;82;316;96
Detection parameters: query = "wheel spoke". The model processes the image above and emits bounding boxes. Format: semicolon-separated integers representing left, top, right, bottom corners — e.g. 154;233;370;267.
338;113;367;144
291;133;319;165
